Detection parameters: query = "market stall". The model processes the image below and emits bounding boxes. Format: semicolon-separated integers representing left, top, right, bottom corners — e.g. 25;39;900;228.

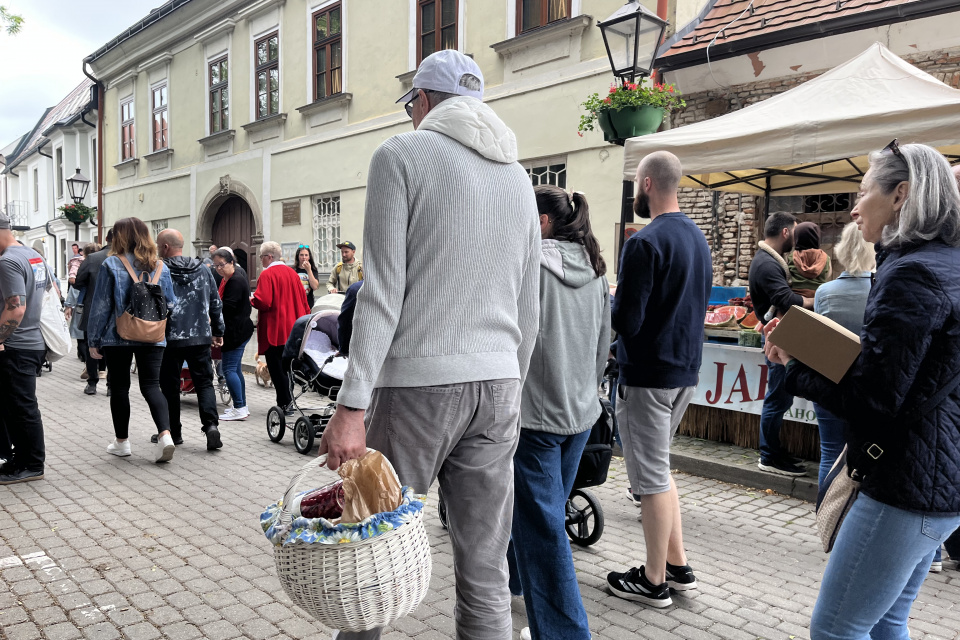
620;43;960;459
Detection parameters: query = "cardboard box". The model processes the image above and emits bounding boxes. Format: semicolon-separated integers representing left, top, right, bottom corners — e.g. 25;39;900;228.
768;306;861;384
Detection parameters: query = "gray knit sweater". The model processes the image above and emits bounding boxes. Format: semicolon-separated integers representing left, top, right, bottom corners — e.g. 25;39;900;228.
337;97;541;409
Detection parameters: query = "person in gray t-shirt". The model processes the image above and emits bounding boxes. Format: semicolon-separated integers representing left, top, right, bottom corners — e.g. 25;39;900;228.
0;211;53;485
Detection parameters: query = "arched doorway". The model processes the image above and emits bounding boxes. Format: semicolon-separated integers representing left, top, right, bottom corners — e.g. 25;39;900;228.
212;196;256;278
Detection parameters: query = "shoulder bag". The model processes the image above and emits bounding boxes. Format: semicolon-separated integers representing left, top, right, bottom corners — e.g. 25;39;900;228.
816;366;960;552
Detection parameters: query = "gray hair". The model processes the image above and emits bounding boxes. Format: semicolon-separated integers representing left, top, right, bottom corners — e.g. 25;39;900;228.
833;222;875;273
867;143;960;248
260;241;282;260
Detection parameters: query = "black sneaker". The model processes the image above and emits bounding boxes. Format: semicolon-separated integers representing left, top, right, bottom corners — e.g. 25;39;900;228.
150;434;184;445
0;469;44;485
205;427;222;451
665;562;698;592
84;383;97;395
781;453;804;465
606;566;672;608
758;459;807;477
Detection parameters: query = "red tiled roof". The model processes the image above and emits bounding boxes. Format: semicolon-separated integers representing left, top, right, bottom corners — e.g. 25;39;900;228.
660;0;935;65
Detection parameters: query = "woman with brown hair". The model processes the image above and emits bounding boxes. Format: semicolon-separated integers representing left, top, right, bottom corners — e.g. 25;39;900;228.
86;217;178;462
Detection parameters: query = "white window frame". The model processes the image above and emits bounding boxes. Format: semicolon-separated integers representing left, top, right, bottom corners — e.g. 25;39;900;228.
522;155;567;188
119;97;136;161
408;0;464;72
250;24;282;122
506;0;581;37
307;0;348;99
55;145;64;201
312;193;341;271
150;81;170;152
32;167;38;212
206;53;230;135
152;219;169;237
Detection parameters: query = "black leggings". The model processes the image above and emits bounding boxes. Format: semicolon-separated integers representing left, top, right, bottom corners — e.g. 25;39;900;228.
103;346;170;439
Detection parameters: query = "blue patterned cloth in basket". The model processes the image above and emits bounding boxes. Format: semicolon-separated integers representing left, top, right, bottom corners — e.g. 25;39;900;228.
261;486;425;546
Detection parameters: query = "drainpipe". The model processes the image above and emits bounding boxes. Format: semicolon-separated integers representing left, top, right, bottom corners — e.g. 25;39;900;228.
36;140;61;277
82;61;104;244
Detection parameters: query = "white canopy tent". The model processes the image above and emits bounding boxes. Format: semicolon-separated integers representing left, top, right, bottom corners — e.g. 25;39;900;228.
622;43;960;196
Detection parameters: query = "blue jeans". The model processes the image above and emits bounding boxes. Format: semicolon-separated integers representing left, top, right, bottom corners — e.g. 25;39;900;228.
811;493;960;640
221;341;248;409
507;428;591;640
759;358;794;464
814;404;847;487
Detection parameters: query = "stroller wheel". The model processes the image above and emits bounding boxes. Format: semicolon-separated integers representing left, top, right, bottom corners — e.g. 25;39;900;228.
565;488;604;547
437;486;448;530
293;417;315;455
266;406;286;443
217;380;232;406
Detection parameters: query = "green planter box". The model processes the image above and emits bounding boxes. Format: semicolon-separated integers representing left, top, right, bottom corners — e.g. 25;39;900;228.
598;105;665;142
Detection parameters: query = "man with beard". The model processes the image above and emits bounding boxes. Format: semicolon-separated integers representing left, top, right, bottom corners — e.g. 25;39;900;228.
607;151;712;608
749;211;813;477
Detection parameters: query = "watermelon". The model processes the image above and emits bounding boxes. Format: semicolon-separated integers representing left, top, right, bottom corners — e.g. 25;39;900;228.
738;311;759;329
705;309;737;329
715;305;748;321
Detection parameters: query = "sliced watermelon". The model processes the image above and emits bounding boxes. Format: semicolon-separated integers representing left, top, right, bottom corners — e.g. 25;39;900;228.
738;311;759;329
705;309;737;328
715;305;748;321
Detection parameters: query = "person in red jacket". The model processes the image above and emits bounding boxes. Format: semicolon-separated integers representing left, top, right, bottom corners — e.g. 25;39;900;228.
251;241;310;414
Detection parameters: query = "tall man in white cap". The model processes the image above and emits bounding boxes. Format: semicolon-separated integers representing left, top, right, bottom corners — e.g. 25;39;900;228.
318;50;540;640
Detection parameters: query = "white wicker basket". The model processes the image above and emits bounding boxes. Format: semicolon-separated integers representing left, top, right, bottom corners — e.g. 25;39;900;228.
273;454;432;632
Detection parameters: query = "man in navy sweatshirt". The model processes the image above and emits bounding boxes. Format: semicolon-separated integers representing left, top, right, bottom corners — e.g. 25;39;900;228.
607;151;712;608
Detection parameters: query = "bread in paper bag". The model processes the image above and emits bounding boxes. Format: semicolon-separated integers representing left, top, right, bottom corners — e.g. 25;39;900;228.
337;451;403;523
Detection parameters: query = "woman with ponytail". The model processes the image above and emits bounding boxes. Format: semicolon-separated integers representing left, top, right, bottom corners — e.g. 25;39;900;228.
508;185;610;640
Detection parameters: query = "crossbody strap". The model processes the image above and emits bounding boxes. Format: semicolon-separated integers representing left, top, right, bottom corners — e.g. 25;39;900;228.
919;366;960;417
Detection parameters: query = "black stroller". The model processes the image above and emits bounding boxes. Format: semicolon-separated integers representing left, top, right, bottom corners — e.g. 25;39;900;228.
266;311;346;454
437;396;616;547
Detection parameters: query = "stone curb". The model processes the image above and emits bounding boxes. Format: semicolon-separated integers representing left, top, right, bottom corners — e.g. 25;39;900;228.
671;449;819;503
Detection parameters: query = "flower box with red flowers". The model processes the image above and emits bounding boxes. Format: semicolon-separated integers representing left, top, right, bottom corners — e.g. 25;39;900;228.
58;203;95;225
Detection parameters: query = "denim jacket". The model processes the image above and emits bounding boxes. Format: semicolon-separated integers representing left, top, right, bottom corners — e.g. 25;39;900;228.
86;253;177;349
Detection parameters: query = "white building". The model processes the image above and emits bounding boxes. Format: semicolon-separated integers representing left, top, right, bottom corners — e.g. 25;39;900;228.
0;80;99;286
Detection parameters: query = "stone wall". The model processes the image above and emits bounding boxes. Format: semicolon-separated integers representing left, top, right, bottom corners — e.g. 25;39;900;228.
667;45;960;285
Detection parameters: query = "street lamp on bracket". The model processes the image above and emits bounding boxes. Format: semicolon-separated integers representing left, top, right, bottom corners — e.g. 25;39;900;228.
597;2;669;264
64;167;92;241
598;1;667;86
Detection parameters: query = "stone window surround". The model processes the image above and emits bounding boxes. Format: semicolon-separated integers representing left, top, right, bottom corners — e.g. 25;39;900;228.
490;14;592;75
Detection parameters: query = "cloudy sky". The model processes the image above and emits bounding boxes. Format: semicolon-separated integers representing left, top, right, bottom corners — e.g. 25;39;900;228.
0;0;160;150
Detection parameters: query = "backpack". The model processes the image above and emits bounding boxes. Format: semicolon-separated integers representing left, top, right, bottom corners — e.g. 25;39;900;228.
115;255;168;343
334;262;363;282
573;397;616;489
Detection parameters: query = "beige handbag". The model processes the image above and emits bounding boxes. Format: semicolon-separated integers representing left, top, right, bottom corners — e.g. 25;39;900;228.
115;255;168;343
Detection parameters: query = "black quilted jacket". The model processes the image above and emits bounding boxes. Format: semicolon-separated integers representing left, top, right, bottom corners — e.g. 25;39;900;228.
786;239;960;514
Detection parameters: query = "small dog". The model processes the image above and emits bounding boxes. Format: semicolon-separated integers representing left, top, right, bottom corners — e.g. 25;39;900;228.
255;358;273;388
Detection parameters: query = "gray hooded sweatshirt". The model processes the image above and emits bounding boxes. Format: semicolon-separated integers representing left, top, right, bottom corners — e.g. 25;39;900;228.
338;96;540;409
521;240;611;435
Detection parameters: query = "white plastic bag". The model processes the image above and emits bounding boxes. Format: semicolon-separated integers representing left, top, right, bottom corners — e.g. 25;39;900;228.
39;288;71;362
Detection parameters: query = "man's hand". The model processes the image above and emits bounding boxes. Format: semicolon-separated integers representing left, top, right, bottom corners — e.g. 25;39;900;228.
327;287;337;295
761;319;794;366
318;406;367;470
89;347;103;360
212;336;223;347
64;307;73;321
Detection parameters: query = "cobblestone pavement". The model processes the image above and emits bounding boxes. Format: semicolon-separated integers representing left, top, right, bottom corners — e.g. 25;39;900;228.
2;358;959;640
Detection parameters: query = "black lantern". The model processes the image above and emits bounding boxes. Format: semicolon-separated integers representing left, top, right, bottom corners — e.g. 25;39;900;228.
598;1;668;84
65;167;90;204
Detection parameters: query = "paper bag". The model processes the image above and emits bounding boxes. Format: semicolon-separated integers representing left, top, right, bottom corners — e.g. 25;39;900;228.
338;451;403;523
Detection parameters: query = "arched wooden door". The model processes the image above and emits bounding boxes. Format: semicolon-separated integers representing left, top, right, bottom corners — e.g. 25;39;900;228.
212;196;257;283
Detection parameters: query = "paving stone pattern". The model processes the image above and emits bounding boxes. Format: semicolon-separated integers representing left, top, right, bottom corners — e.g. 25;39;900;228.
1;360;958;640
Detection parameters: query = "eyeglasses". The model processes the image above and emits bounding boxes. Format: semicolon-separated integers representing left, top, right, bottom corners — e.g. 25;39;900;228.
883;138;905;162
404;96;416;118
214;263;228;271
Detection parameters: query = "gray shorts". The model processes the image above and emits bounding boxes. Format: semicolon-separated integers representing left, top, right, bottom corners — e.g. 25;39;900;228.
616;385;695;496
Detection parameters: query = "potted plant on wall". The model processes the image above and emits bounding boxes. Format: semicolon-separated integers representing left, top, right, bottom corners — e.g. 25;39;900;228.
579;79;685;142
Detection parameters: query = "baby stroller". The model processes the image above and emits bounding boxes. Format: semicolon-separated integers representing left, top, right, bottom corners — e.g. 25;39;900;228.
179;346;232;406
437;397;615;547
266;311;346;455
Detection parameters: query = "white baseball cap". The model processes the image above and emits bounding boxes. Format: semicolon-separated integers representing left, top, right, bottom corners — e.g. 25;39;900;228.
397;49;484;104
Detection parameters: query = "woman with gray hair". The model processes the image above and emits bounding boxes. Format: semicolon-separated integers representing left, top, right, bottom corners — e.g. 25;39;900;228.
764;141;960;639
810;222;875;487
